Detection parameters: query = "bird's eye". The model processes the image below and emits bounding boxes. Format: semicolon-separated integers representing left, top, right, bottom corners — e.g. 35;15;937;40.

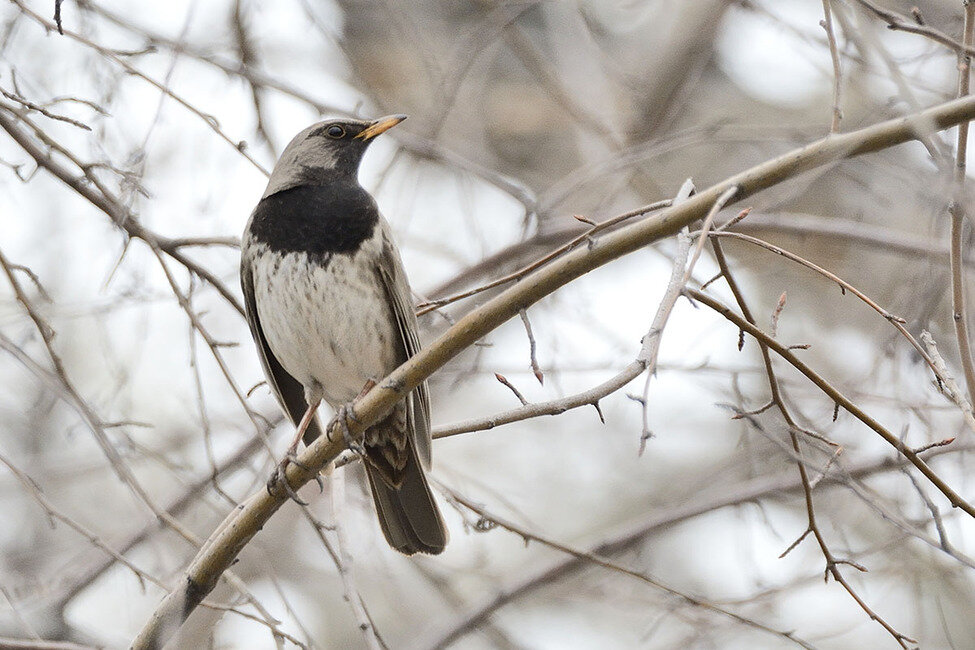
325;125;345;138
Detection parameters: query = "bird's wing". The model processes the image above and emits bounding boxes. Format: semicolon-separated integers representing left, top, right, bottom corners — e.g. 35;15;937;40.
240;249;323;445
376;222;432;468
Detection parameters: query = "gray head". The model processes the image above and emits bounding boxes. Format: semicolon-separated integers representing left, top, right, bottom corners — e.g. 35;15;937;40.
262;114;407;198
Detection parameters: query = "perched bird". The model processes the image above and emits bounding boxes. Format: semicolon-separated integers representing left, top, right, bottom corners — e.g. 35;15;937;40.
240;115;448;555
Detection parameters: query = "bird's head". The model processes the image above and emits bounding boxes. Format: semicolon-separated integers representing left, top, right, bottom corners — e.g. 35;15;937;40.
262;114;407;198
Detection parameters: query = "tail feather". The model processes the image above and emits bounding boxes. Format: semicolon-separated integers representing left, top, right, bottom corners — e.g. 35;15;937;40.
365;438;447;555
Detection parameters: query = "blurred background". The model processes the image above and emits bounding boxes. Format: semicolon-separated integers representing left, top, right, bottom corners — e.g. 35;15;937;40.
2;0;975;647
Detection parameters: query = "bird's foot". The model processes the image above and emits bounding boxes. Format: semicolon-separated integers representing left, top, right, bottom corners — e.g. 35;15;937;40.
335;403;366;456
266;445;324;504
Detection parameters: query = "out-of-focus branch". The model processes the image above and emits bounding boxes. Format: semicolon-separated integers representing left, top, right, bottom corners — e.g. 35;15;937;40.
51;436;266;613
427;210;975;310
418;201;673;315
708;234;913;647
853;0;975;56
439;483;815;649
437;182;698;439
949;2;975;405
821;0;843;132
0;247;198;540
709;230;945;385
421;444;971;649
0;637;99;650
11;0;270;175
76;0;542;215
0;107;245;315
688;287;974;519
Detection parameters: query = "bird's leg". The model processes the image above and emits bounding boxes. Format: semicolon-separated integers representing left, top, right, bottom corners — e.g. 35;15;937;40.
267;400;322;504
334;379;377;455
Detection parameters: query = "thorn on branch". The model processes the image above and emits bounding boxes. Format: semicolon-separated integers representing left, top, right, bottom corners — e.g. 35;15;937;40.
832;401;840;422
591;400;605;424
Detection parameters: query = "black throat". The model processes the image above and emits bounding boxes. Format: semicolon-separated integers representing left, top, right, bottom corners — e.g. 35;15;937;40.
248;179;379;262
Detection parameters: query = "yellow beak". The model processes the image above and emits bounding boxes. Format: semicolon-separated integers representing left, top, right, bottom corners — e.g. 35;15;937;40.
354;114;408;140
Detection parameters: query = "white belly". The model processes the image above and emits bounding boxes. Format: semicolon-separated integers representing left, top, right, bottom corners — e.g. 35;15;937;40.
248;237;399;406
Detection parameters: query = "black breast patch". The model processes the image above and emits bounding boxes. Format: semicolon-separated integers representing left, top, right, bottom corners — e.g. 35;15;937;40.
248;181;380;262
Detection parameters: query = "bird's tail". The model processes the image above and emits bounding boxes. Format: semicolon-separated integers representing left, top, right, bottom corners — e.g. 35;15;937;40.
364;436;448;555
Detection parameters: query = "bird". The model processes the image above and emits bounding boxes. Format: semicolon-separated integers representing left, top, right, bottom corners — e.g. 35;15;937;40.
240;114;448;555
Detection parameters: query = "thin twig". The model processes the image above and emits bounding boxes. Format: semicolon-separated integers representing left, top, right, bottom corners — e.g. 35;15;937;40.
438;483;816;649
920;330;975;434
11;0;270;175
709;230;947;385
682;185;737;286
0;85;91;130
821;0;843;132
518;308;544;385
689;287;975;520
495;373;529;406
707;241;913;647
421;446;970;649
417;198;674;316
853;0;975;57
948;0;975;406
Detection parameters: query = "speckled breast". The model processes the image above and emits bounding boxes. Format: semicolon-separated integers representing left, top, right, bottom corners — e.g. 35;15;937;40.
247;232;399;406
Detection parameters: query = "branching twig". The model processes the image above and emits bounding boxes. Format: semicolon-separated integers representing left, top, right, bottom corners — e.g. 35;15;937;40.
437;483;815;649
689;288;975;519
417;198;674;316
11;0;270;175
421;446;969;649
708;230;947;385
706;239;914;647
853;0;975;56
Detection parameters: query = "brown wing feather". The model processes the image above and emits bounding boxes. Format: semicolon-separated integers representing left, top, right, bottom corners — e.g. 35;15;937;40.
240;252;323;445
375;224;432;467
